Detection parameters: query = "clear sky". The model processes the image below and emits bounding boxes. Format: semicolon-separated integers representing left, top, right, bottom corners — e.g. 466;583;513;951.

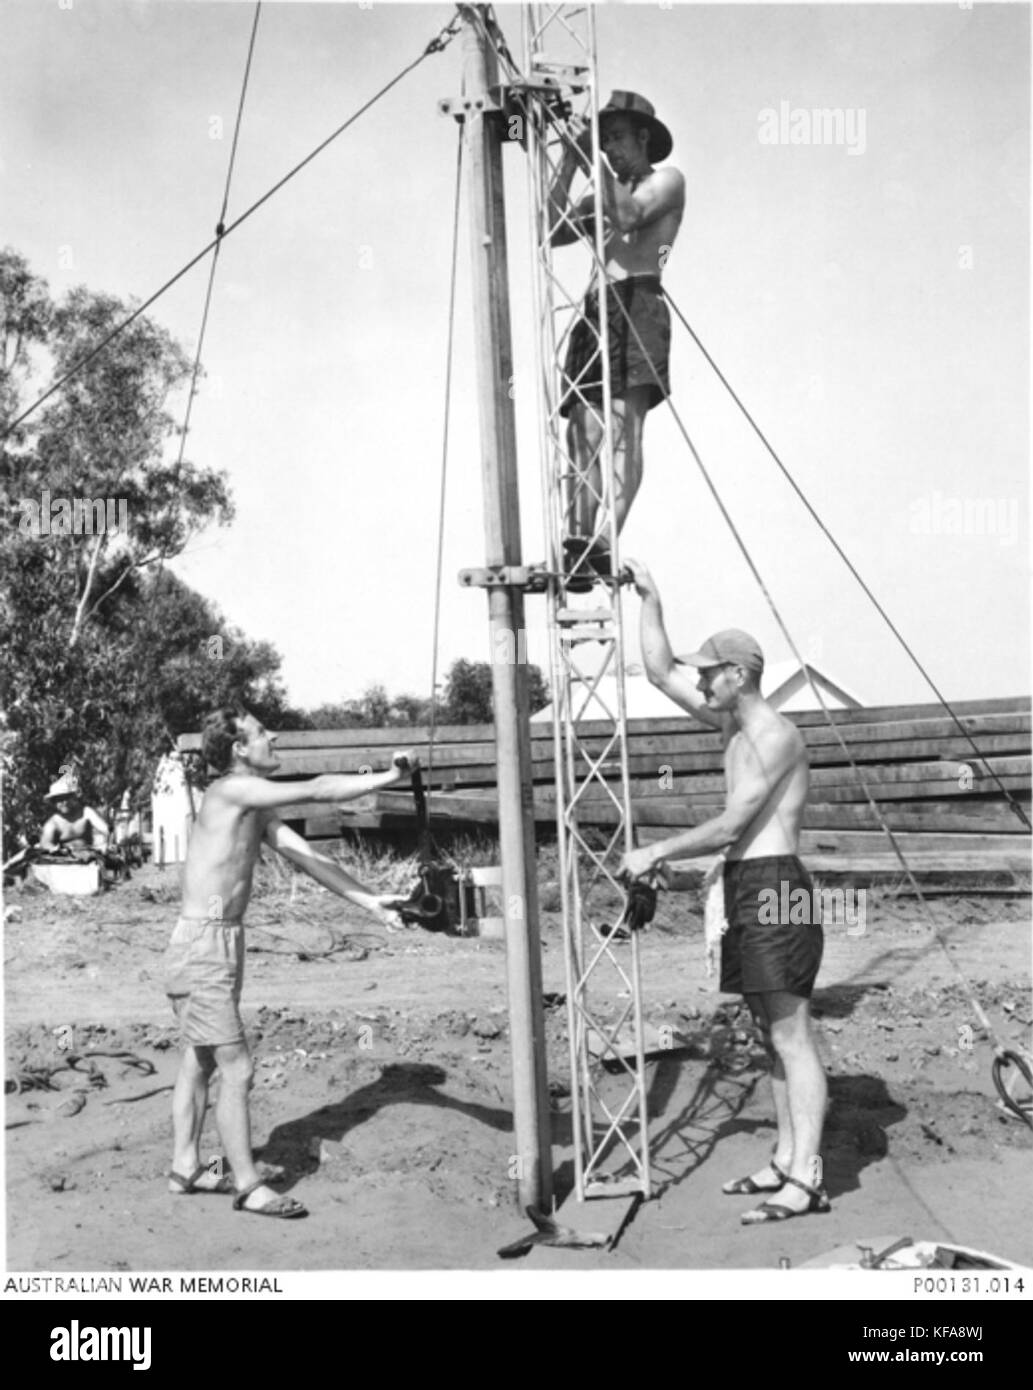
3;0;1029;710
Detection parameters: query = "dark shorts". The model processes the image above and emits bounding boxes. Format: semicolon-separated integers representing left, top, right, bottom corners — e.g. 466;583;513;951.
163;916;246;1047
720;855;824;999
559;276;671;417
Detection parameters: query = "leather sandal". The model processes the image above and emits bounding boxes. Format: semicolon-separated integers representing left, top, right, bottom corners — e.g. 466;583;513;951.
232;1180;308;1219
168;1165;234;1196
740;1174;831;1225
722;1158;787;1196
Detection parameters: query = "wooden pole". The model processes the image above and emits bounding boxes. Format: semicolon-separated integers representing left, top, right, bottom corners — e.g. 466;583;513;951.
459;4;552;1210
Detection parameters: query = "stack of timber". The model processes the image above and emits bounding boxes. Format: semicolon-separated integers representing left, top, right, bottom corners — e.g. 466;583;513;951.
177;695;1031;889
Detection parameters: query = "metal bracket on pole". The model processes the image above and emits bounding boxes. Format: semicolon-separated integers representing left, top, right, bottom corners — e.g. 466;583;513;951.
442;83;574;142
496;80;572;142
460;565;633;594
438;92;503;123
458;563;549;592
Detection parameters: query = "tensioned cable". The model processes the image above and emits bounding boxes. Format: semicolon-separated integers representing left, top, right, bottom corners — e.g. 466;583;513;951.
613;280;1015;1051
98;4;264;715
493;18;1025;830
467;4;522;83
521;91;1019;1055
123;4;263;657
663;292;1031;833
173;1;263;474
3;9;464;439
426;126;465;796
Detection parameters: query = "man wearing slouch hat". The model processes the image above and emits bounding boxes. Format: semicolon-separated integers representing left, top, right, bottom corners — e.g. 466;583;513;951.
548;92;685;585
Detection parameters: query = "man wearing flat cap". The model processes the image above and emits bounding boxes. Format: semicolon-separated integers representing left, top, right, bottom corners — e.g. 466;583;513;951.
548;92;685;583
620;560;830;1226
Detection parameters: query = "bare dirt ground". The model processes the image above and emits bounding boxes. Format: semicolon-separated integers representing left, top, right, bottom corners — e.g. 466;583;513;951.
4;857;1032;1274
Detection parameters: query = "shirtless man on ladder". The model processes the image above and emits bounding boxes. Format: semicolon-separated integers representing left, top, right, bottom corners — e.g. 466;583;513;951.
619;561;830;1223
548;92;685;580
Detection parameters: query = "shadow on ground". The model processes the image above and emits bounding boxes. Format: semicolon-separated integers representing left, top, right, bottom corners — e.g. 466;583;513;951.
257;1061;512;1188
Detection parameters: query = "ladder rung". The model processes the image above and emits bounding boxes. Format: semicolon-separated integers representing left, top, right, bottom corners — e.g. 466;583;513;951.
583;1177;645;1200
555;608;614;624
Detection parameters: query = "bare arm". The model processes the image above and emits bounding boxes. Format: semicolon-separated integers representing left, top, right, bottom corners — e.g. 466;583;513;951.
624;558;723;730
84;806;110;849
547;130;593;245
213;751;417;812
38;816;60;849
263;817;401;922
604;166;685;234
622;724;800;874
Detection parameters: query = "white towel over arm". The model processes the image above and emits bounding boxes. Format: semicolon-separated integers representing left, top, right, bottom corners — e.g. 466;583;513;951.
702;854;729;980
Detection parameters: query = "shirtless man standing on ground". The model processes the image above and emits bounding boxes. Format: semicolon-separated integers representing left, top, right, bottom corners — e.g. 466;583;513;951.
163;708;415;1219
548;92;685;581
619;561;830;1224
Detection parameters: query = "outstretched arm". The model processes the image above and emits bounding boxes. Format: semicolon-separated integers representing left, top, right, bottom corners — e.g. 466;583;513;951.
214;751;418;812
263;817;403;925
624;559;723;730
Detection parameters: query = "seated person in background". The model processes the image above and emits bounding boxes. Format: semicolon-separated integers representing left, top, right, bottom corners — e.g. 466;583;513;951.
38;775;110;852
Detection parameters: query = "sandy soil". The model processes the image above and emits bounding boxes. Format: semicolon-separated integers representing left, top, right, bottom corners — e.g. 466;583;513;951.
4;862;1032;1273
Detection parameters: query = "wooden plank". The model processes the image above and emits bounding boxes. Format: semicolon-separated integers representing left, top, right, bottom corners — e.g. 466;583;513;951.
297;813;383;836
440;712;1026;760
626;779;1033;808
572;794;1031;833
175;696;1031;754
798;831;1031;857
235;713;1032;768
177;722;500;753
374;790;501;824
643;836;1033;874
794;711;1030;749
659;755;1029;794
774;774;1032;803
264;727;1030;780
597;711;1030;760
370;787;1032;832
270;745;499;775
532;756;1031;796
435;752;1031;794
628;797;1031;834
776;695;1030;727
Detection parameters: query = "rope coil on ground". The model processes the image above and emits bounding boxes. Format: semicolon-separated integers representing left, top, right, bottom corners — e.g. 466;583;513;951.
7;1049;155;1096
992;1050;1033;1128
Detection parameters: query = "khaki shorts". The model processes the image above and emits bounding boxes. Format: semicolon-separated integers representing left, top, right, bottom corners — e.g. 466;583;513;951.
163;916;246;1047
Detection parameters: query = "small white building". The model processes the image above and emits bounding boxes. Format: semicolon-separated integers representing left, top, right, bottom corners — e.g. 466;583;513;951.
761;660;864;713
150;754;199;865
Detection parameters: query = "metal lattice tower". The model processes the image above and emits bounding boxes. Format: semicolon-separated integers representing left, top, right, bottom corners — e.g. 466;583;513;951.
518;4;651;1202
